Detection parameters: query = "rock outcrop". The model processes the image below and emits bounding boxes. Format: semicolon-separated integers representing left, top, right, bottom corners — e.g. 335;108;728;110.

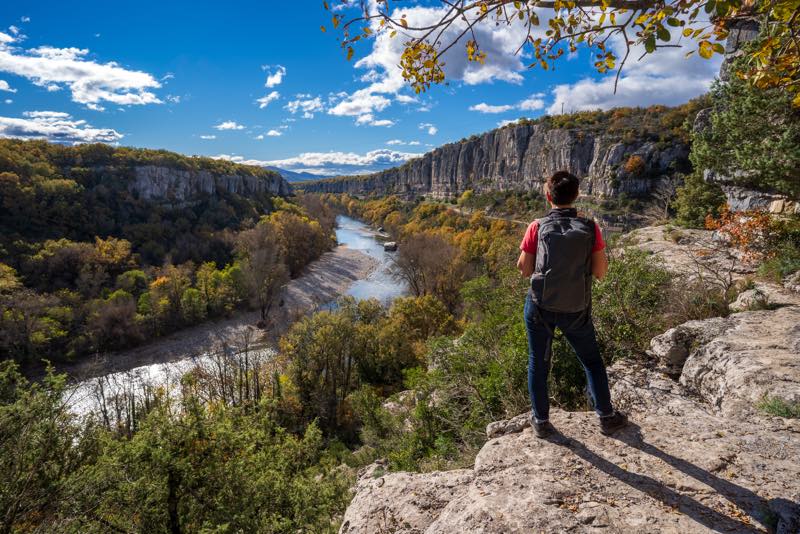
340;225;800;534
302;125;689;201
342;405;800;533
341;342;800;534
126;165;291;204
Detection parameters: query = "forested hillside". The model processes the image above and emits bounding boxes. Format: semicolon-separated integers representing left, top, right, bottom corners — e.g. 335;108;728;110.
0;141;335;367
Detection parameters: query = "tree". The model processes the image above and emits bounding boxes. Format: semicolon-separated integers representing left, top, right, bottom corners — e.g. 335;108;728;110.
0;362;79;531
674;172;726;228
236;222;289;324
326;1;799;104
391;231;465;311
691;55;800;198
86;289;142;351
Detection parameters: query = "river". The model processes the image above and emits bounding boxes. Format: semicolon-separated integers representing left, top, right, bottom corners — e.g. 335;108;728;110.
329;215;406;304
66;215;406;416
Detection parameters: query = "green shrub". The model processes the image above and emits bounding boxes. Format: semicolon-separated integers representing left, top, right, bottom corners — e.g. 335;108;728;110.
593;249;674;360
757;396;800;419
673;172;726;228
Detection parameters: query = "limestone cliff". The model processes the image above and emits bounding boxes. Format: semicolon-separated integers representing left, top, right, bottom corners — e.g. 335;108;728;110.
302;124;689;200
127;164;291;203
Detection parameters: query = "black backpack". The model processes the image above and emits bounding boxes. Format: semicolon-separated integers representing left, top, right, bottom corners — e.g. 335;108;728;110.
530;208;596;313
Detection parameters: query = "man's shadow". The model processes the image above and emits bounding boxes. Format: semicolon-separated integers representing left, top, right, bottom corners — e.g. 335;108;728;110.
551;422;797;533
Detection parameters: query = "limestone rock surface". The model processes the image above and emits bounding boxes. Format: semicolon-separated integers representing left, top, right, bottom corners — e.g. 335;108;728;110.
341;405;800;534
127;164;290;204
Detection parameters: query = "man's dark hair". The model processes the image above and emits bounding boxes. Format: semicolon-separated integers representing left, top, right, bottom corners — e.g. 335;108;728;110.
547;171;580;205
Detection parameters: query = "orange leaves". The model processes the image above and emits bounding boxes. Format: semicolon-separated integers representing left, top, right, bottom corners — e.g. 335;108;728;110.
705;207;777;261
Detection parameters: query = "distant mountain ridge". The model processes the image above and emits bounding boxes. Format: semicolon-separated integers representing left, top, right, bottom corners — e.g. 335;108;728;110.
266;166;335;183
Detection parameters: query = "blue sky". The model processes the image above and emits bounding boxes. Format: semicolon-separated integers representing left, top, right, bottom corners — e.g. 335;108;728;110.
0;1;720;175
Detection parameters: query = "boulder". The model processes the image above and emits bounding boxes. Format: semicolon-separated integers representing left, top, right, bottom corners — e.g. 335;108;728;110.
678;307;800;417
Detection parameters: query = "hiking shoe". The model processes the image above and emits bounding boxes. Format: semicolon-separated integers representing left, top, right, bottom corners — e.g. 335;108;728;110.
530;416;555;439
599;411;628;436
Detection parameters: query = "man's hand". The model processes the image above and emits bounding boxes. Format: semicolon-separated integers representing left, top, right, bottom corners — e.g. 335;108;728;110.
517;251;535;278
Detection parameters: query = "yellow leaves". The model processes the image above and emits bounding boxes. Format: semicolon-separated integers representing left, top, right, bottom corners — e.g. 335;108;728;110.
347;46;354;61
320;25;326;33
682;27;693;37
698;40;714;59
332;15;340;29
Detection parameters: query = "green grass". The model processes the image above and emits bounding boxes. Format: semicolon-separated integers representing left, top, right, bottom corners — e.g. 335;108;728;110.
757;396;800;419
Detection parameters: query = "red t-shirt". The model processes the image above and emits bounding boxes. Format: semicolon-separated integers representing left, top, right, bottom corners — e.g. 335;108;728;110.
519;219;605;258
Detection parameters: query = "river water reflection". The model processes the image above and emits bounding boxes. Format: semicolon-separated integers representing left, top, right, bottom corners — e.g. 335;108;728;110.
334;215;407;304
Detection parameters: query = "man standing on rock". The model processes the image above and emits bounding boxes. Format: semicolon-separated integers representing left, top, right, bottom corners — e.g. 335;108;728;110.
517;170;628;438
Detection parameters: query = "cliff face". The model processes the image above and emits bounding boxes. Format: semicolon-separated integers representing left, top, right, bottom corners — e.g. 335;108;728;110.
303;125;689;200
127;165;291;203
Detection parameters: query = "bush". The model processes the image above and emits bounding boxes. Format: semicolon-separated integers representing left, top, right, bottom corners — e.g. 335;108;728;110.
592;249;674;360
673;172;726;228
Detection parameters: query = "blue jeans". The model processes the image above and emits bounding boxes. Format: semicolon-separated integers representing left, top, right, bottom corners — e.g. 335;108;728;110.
524;292;614;422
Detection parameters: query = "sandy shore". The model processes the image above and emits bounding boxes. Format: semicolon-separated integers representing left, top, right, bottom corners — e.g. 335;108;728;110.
56;245;379;381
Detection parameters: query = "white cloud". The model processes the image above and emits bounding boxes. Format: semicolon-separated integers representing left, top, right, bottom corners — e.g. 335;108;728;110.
469;93;546;114
200;134;216;140
8;26;20;36
21;17;31;23
0;80;15;92
266;129;282;136
285;95;324;118
355;113;395;127
216;148;422;176
165;94;181;104
419;122;437;135
548;38;721;114
328;89;391;117
214;120;245;130
518;95;545;111
3;99;11;104
256;90;280;109
263;65;286;88
0;110;123;143
387;139;420;146
497;119;518;128
469;102;513;114
326;3;538;118
0;37;162;109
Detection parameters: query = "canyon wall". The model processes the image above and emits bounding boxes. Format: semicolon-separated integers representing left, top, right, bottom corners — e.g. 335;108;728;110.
302;124;689;201
127;165;291;203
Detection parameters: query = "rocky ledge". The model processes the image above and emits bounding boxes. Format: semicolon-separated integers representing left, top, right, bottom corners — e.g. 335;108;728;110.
340;227;800;534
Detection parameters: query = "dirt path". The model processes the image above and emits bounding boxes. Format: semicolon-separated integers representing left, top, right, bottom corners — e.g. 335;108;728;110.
57;245;379;381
